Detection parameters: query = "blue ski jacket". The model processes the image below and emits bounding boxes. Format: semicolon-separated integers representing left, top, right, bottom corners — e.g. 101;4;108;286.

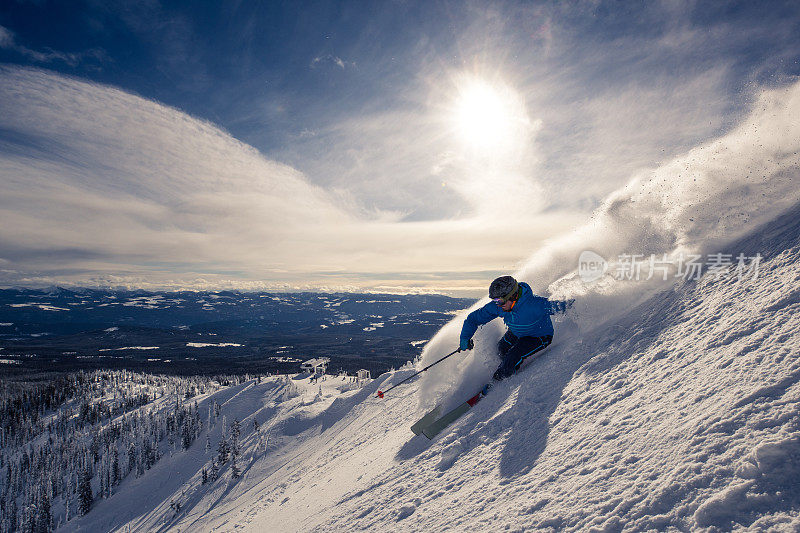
460;282;571;342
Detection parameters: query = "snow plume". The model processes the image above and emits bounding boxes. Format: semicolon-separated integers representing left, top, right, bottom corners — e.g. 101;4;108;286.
419;80;800;407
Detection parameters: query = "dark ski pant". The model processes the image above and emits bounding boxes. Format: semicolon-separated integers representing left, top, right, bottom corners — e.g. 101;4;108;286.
494;330;552;380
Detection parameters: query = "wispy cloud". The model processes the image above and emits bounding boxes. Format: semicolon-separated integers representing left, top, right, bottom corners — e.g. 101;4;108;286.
0;25;104;67
279;1;800;220
0;26;12;48
310;54;356;70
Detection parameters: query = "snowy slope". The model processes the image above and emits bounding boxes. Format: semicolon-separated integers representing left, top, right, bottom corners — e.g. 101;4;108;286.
63;84;800;532
61;202;800;532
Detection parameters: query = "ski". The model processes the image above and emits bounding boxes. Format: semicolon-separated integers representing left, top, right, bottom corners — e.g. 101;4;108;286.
410;405;442;435
413;343;553;439
420;384;491;439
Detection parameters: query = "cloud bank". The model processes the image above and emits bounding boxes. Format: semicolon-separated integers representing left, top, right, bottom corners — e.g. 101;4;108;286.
0;67;575;294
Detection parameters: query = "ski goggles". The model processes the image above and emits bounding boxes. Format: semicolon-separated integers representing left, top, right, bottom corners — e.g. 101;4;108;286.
493;288;517;305
493;286;519;306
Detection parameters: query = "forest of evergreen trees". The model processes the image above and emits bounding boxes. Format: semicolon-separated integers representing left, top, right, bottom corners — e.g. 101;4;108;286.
0;371;255;532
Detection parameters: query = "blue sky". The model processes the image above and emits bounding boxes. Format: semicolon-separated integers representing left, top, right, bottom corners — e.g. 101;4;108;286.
1;1;799;295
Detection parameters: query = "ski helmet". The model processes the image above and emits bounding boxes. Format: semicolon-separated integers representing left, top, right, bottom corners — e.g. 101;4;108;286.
489;276;519;301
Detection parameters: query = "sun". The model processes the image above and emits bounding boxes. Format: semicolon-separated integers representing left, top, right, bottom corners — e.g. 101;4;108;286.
452;79;519;153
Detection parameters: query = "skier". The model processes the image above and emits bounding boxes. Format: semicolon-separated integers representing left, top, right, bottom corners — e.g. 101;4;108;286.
460;275;572;381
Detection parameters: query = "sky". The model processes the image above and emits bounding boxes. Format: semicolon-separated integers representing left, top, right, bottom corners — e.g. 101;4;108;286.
1;1;799;297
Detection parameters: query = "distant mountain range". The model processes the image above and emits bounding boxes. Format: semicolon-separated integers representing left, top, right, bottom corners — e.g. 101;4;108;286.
0;288;473;376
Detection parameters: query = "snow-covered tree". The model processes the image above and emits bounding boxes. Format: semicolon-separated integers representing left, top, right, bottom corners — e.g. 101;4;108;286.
231;456;240;479
230;419;241;457
36;482;51;533
78;468;92;516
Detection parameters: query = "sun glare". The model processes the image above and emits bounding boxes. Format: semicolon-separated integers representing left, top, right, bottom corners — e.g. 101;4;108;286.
451;78;525;155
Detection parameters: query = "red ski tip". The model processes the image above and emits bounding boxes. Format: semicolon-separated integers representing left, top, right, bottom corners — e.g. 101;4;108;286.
377;391;384;399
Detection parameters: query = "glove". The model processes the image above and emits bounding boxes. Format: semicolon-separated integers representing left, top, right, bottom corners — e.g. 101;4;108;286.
550;299;575;314
459;338;474;351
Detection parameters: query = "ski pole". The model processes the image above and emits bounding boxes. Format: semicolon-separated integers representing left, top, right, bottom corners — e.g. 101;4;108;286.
376;340;473;399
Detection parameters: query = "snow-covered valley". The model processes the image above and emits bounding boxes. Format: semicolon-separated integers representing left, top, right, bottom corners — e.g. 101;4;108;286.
54;197;799;532
2;221;797;533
